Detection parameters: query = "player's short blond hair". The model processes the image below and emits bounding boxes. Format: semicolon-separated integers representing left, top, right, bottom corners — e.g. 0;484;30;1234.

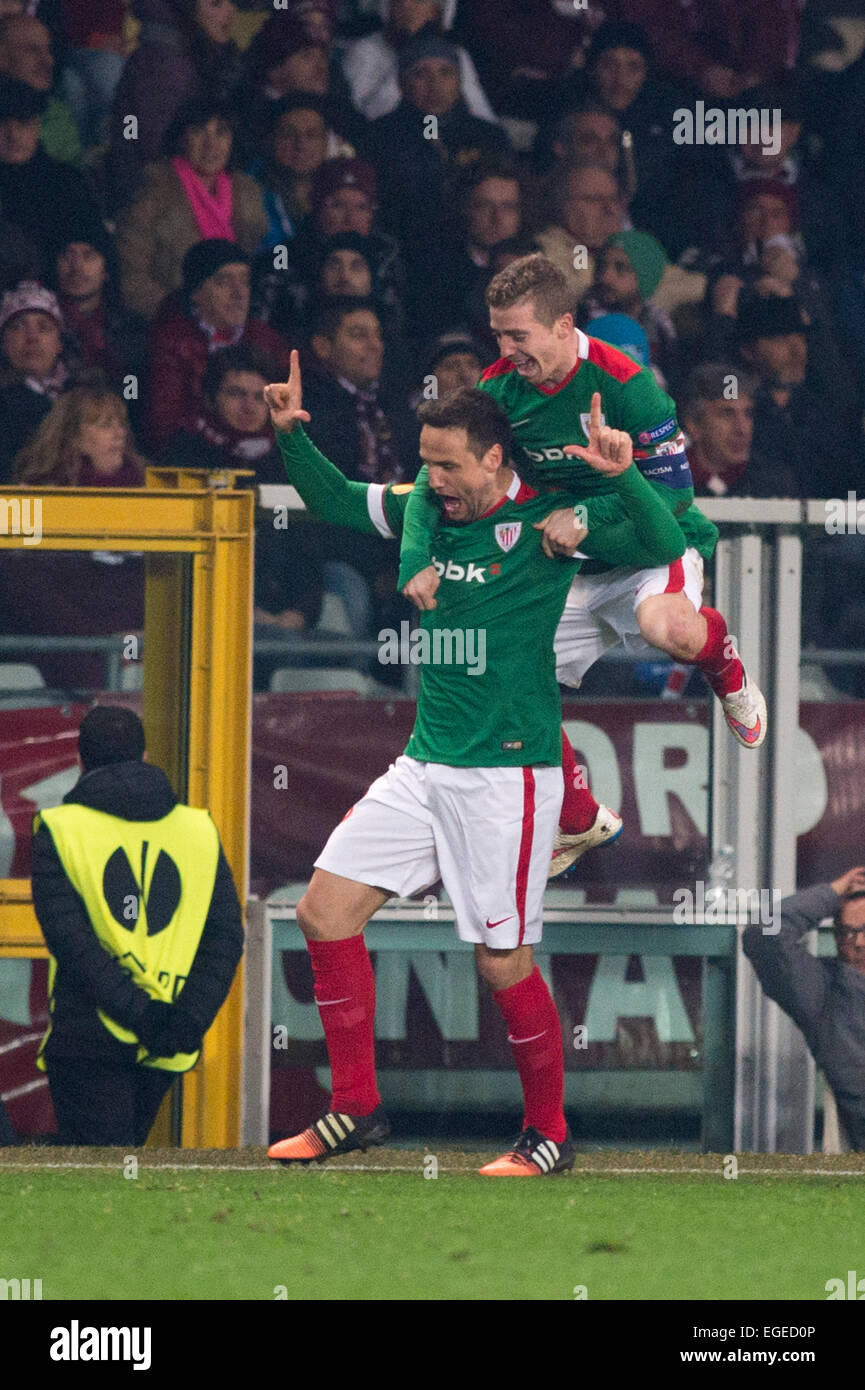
485;253;575;328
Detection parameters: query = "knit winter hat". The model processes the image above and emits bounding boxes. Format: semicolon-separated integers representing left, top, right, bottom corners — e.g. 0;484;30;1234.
604;230;668;301
311;157;377;214
589;313;650;368
0;279;62;333
182;240;251;298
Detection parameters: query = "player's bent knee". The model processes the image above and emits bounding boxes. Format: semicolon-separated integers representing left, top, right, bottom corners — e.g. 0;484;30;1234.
475;943;534;991
296;871;375;940
637;601;701;660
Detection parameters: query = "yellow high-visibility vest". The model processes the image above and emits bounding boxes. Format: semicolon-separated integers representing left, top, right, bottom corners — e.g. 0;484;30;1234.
35;802;220;1072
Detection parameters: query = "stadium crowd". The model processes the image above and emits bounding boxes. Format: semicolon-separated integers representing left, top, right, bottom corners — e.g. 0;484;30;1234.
1;0;864;691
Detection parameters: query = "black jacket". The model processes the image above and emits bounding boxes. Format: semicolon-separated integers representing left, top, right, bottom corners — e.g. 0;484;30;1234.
31;761;244;1062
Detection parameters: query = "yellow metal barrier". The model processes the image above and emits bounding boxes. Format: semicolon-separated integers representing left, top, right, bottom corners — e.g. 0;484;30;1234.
0;469;254;1147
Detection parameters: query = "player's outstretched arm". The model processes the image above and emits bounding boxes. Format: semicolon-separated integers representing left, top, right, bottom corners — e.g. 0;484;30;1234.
267;353;395;536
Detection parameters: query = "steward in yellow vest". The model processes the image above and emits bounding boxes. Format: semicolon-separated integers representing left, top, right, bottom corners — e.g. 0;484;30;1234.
30;706;244;1145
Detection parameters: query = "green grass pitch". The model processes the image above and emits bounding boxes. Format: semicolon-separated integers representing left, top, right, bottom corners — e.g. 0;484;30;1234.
2;1148;865;1301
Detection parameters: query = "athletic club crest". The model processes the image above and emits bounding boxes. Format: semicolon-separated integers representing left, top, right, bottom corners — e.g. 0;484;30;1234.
494;521;522;552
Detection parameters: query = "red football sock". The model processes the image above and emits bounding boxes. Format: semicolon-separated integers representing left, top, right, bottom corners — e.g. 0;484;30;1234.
560;727;599;833
307;935;380;1116
493;966;566;1144
694;606;745;698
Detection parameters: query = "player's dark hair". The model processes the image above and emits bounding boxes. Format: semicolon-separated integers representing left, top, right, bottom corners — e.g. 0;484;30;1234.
417;387;512;463
202;343;282;401
682;363;757;421
312;296;379;342
78;706;145;773
834;890;865;934
486;252;576;327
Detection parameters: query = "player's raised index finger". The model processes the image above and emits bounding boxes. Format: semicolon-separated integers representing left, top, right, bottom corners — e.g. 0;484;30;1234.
589;391;603;438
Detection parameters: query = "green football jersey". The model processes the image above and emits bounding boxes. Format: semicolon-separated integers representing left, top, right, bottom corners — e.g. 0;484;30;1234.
397;330;717;588
276;425;684;767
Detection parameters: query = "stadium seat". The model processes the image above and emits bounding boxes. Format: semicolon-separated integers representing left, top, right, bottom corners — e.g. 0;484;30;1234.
0;663;46;691
316;592;354;636
269;667;396;697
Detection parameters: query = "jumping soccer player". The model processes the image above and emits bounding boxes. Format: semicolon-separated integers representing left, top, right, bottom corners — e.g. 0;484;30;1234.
263;353;683;1175
398;253;767;876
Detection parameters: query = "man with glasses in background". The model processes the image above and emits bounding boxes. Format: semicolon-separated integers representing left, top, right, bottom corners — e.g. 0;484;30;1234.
743;866;865;1150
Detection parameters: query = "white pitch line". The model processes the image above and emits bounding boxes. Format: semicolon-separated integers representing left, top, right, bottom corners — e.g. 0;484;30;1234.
1;1161;864;1177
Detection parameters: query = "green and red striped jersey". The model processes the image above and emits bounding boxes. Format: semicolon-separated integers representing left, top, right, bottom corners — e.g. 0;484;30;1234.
397;330;717;587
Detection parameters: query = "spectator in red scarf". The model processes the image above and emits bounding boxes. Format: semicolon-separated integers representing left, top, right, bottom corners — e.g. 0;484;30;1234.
116;98;267;319
143;238;291;450
160;341;286;483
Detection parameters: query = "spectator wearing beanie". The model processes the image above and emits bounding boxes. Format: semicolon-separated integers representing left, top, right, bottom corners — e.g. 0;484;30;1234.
107;0;244;214
579;229;680;389
587;312;651;369
144;239;291;450
0;76;99;276
116;99;268;321
343;0;495;123
49;217;146;397
254;155;406;346
0;279;76;480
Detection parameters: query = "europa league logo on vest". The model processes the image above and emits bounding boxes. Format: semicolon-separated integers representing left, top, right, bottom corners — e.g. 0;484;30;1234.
103;842;182;936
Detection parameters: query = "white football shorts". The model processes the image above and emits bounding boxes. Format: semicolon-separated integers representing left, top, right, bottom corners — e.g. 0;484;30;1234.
314;754;563;947
555;546;704;687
